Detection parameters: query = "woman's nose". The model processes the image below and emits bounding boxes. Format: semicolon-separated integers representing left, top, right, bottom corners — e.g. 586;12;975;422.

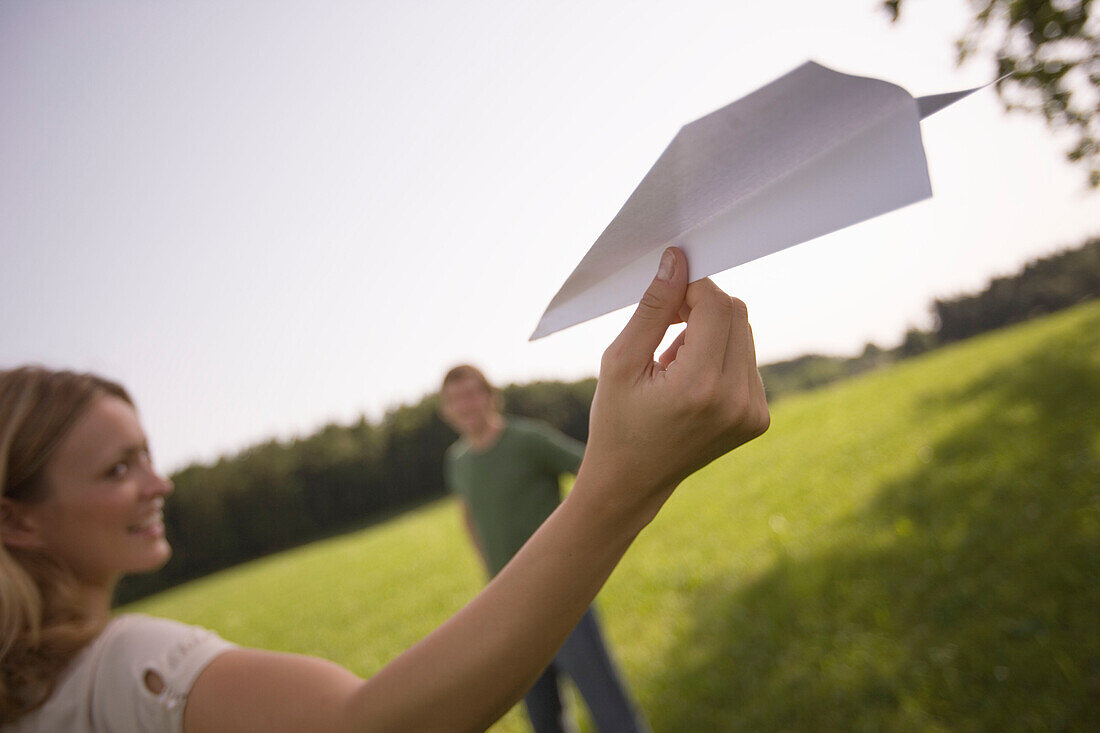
141;466;174;497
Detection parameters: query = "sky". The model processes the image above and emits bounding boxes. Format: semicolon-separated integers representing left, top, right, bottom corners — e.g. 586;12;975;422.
2;0;1097;472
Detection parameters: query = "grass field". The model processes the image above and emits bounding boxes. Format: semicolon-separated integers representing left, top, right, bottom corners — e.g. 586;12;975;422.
129;301;1100;731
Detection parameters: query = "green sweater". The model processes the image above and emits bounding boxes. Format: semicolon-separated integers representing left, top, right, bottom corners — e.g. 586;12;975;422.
445;417;586;576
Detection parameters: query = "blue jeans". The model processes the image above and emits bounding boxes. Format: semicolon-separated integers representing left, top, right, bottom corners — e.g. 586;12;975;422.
523;608;650;733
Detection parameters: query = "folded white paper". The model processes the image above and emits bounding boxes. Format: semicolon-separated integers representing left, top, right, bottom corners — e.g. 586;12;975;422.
531;61;989;340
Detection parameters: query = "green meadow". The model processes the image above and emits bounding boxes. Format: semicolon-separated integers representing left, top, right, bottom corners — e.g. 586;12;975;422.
129;301;1100;731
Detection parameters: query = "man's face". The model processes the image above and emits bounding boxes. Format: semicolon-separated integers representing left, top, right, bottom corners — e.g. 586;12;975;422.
440;376;496;437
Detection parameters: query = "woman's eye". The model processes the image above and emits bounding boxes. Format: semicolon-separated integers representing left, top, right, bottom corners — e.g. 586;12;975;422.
108;462;128;479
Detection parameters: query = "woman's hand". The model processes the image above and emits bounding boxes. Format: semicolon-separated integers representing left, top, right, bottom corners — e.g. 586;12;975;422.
581;246;770;515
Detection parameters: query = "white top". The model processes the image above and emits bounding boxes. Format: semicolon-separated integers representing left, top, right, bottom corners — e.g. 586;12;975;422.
4;614;235;733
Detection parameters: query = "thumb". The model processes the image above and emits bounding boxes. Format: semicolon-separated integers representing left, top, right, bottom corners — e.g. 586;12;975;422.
606;247;688;370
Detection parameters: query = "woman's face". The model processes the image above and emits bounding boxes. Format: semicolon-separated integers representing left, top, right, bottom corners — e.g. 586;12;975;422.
21;394;173;588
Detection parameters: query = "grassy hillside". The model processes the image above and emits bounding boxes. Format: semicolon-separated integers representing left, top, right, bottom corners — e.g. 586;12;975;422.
129;301;1100;731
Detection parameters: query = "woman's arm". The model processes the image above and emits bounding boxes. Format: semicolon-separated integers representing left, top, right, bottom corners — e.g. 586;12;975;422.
183;247;769;733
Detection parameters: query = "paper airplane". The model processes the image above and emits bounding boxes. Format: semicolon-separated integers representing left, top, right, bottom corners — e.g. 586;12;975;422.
531;61;990;340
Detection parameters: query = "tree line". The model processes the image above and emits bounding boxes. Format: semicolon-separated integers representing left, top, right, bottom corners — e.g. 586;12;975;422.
758;237;1099;397
116;236;1098;603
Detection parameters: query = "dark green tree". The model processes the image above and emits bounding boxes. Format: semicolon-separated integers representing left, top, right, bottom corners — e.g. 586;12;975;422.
886;0;1099;186
898;327;938;358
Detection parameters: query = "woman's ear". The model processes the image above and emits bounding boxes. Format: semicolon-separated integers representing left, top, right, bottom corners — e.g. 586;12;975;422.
1;498;44;549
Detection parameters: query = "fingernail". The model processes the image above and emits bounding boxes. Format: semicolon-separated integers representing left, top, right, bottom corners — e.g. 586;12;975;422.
657;248;675;282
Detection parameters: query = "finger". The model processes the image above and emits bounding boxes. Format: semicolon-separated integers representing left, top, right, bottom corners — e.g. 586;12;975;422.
606;247;688;370
722;302;766;407
741;320;769;433
677;279;734;376
744;321;766;399
741;318;760;376
721;297;751;374
676;303;690;325
657;328;687;370
728;305;761;387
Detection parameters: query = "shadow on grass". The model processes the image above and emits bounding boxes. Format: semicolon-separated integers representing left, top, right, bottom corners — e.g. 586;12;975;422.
648;315;1100;731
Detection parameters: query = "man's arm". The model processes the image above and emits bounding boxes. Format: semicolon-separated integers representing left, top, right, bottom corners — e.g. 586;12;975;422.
445;448;491;570
528;420;587;476
462;500;490;571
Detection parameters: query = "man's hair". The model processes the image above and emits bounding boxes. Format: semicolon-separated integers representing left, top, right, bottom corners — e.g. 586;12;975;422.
441;364;495;394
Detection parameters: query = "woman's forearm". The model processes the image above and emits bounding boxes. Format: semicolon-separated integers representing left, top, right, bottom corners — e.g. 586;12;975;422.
343;248;768;732
347;473;662;732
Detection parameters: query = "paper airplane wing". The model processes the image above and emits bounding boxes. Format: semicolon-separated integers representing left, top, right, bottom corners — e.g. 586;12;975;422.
531;61;988;340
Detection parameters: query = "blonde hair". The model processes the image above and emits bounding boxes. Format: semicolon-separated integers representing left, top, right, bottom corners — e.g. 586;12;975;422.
0;366;132;723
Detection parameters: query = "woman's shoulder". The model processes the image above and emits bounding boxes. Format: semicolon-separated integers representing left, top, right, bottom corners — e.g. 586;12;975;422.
1;614;227;733
16;614;234;733
98;614;236;731
96;612;235;687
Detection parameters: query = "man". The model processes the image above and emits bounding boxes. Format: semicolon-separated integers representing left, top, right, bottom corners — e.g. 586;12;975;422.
440;364;650;733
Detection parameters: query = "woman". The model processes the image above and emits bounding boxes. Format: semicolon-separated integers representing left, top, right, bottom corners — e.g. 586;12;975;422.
0;248;769;732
